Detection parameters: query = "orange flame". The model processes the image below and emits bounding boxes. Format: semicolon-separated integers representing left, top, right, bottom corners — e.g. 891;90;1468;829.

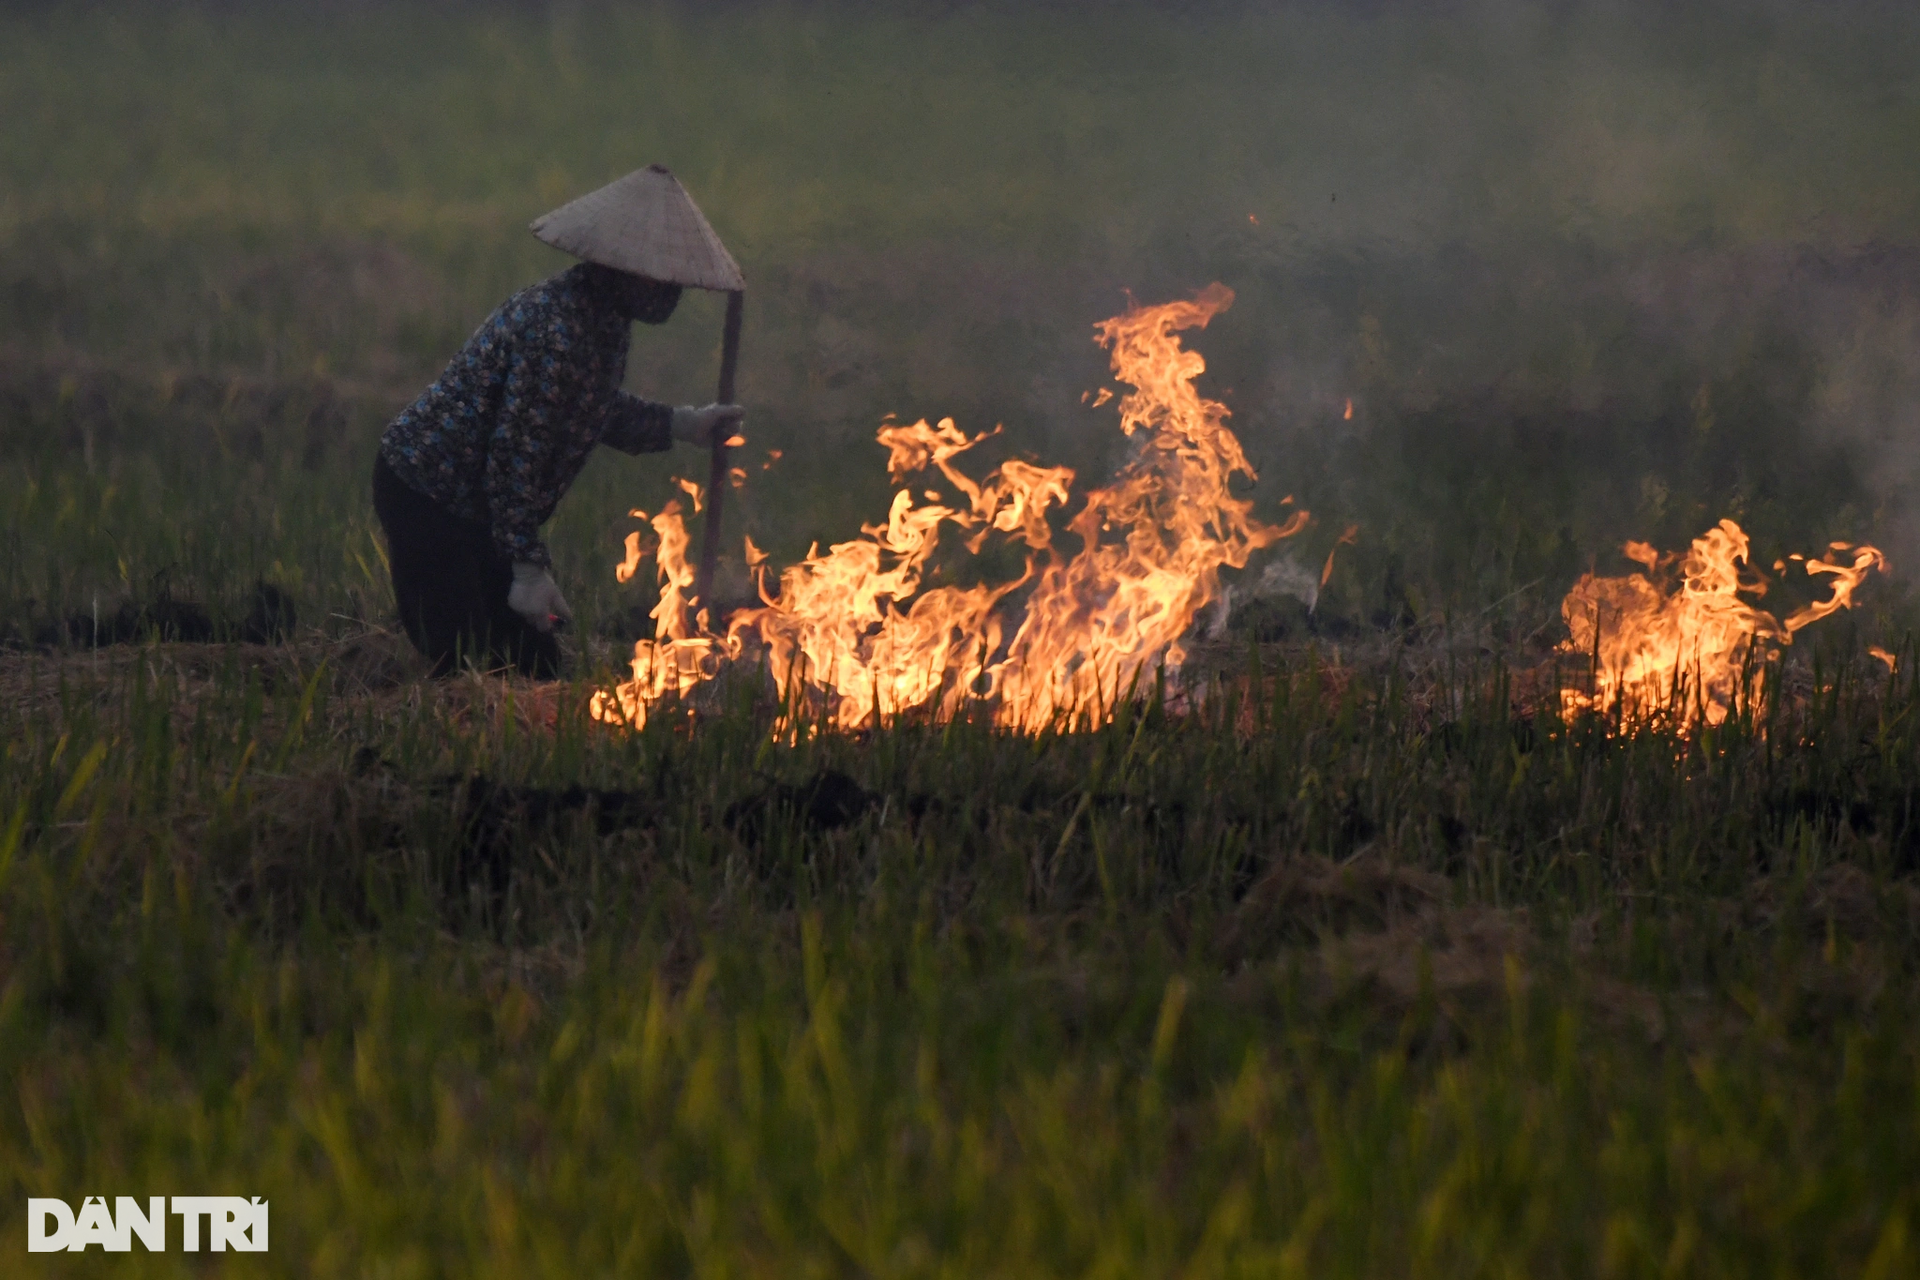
1322;524;1359;590
986;285;1298;728
593;285;1306;733
1558;519;1887;729
1781;542;1888;633
613;508;649;585
586;498;739;730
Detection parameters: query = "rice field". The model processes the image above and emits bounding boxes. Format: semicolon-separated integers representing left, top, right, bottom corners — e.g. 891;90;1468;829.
3;2;1920;1274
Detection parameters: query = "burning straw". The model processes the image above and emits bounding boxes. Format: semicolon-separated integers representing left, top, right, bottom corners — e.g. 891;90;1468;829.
591;284;1308;733
1557;518;1887;730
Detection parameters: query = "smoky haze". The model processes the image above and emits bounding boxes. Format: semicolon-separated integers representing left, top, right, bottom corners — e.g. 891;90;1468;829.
0;0;1915;636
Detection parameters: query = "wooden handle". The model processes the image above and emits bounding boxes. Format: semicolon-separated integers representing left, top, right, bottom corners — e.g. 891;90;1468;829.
695;289;744;613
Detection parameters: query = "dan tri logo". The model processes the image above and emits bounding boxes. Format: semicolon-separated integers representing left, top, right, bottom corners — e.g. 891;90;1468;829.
27;1197;268;1253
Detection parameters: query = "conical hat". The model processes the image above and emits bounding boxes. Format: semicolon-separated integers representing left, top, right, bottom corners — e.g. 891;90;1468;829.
530;164;744;292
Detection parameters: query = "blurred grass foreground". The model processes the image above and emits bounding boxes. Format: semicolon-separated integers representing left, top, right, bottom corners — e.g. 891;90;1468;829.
4;1;1920;1273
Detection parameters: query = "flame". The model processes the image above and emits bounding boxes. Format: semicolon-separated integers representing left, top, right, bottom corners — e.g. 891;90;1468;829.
593;285;1306;733
615;532;646;585
1321;524;1359;590
1870;645;1898;673
1558;518;1887;729
614;508;649;584
586;498;739;730
1781;542;1888;633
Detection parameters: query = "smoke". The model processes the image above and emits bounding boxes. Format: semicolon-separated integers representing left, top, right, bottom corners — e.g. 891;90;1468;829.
716;0;1920;620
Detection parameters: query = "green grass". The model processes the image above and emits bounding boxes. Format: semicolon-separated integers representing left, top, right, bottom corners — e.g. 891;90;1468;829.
3;638;1920;1275
5;1;1920;1273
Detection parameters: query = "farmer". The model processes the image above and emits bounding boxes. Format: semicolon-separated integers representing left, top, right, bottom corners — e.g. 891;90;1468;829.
372;166;745;678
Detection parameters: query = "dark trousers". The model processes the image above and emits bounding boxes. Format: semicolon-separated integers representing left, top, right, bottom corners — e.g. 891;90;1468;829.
372;453;562;679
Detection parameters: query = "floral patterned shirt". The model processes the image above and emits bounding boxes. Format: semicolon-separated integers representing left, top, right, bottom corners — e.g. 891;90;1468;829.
379;264;674;568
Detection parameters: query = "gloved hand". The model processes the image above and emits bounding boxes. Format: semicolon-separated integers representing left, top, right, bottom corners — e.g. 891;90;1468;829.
670;403;746;448
507;562;572;633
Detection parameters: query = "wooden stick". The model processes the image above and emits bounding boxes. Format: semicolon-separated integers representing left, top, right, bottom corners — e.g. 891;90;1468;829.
695;289;744;613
